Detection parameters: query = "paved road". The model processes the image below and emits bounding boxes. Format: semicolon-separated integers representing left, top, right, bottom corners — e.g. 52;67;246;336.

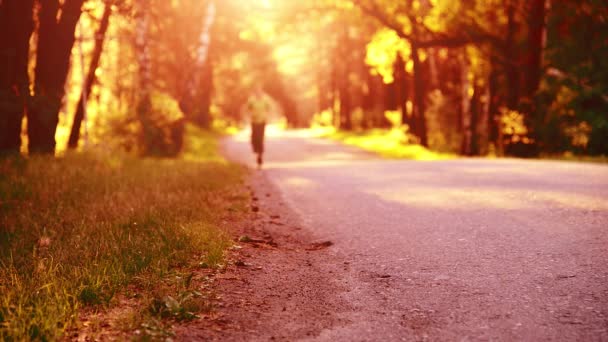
222;128;608;341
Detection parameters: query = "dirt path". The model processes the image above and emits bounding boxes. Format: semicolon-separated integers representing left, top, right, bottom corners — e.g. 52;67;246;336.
175;170;353;341
178;129;608;341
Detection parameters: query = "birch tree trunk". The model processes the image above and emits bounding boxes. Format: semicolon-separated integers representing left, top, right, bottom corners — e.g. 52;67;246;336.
179;1;216;128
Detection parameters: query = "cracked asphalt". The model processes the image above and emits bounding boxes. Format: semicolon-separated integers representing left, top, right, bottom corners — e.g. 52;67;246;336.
220;128;608;341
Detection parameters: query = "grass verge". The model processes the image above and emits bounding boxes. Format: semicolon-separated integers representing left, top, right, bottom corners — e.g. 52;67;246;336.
313;127;606;163
313;127;455;160
539;152;608;164
0;125;246;340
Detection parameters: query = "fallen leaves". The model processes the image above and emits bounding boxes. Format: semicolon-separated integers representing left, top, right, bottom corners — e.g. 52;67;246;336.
237;235;277;248
305;241;333;251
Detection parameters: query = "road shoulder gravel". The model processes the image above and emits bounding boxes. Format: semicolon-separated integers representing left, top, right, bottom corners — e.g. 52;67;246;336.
174;170;352;341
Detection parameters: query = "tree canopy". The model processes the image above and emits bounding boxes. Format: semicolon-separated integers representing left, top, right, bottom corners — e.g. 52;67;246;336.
1;0;606;156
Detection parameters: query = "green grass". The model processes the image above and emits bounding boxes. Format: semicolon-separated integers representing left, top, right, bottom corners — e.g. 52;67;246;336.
314;127;456;160
0;125;245;341
540;152;608;164
312;126;607;163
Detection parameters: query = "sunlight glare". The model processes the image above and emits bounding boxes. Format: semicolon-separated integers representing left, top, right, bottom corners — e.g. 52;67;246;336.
258;0;272;9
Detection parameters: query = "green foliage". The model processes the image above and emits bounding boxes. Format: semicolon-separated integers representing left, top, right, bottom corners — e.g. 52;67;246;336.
181;124;225;162
138;91;186;157
539;0;608;155
0;131;244;340
366;28;411;83
318;127;455;160
426;90;462;153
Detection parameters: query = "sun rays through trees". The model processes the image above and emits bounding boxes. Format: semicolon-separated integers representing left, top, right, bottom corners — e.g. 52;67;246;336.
0;0;606;157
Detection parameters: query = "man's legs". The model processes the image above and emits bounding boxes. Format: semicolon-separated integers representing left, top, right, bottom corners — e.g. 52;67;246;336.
251;123;266;168
257;123;265;167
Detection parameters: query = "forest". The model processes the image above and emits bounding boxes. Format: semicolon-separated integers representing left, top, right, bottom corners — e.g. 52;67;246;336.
2;1;608;340
1;0;606;158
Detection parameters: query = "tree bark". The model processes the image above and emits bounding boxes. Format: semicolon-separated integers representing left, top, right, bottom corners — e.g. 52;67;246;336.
427;48;439;91
411;43;428;147
363;72;389;128
68;3;112;150
504;0;519;109
182;1;216;128
28;0;85;154
522;0;547;147
470;85;480;156
0;0;34;154
135;0;153;153
394;53;411;128
330;53;339;127
339;78;352;130
524;0;547;103
460;51;473;155
488;61;503;155
479;81;491;155
195;59;213;127
338;22;352;130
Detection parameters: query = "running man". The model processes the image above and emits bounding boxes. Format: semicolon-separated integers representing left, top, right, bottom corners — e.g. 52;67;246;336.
247;86;271;168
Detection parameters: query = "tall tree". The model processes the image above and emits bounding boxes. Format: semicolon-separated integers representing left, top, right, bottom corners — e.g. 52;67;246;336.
28;0;86;154
524;0;547;103
134;0;153;153
338;21;353;130
177;0;216;128
0;0;34;154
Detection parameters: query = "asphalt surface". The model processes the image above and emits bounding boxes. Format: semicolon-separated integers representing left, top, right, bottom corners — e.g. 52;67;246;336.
222;128;608;341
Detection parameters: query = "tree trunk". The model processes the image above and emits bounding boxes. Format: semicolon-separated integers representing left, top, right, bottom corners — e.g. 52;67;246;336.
339;81;352;130
195;59;213;127
523;0;548;145
411;43;428;147
504;0;519;109
317;51;328;115
427;48;439;91
0;0;34;154
68;3;112;150
524;0;547;103
488;61;503;155
361;68;373;128
330;48;339;127
135;0;153;153
338;23;352;130
184;1;216;128
28;0;85;154
460;52;473;155
478;78;491;155
470;85;480;156
394;53;411;128
363;69;387;128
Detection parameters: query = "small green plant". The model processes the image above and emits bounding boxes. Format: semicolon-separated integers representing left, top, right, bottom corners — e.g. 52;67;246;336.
78;286;103;306
149;290;208;322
